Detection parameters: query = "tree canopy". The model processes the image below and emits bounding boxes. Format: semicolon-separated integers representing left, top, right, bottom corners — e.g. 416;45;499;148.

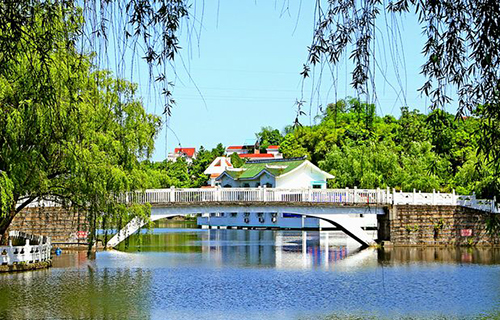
269;98;495;197
140;144;228;188
1;1;500;245
306;0;500;176
0;4;160;245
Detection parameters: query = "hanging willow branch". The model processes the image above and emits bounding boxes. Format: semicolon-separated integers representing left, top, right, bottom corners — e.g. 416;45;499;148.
305;0;500;170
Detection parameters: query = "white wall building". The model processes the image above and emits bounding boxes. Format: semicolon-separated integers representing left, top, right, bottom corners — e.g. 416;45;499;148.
216;157;334;189
203;157;233;187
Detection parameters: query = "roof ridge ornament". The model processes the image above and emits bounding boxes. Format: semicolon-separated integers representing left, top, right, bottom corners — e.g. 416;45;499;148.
265;164;288;169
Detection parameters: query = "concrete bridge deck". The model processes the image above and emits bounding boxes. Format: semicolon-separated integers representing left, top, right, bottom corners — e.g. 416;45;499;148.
106;187;499;249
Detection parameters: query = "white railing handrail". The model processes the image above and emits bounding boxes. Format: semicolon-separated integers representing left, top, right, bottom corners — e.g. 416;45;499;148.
0;239;52;266
22;187;499;214
119;187;499;213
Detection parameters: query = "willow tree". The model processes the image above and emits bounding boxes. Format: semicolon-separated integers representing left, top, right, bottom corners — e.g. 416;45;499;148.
305;0;500;193
0;0;189;118
0;4;161;248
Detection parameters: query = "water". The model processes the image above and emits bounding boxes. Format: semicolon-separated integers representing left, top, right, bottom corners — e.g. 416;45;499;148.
1;227;500;319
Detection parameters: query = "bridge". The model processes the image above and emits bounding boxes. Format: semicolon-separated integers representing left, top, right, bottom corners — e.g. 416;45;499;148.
107;187;498;248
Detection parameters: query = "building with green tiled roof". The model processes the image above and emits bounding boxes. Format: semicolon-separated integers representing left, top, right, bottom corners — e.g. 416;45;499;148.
216;157;334;189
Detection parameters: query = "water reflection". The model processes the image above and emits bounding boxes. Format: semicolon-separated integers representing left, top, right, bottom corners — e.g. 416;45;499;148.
2;229;500;319
116;228;500;270
379;246;500;265
0;266;152;319
117;229;371;270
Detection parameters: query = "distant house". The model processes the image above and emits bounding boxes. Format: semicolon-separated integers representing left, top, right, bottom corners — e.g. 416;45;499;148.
203;157;233;186
238;153;275;161
167;147;197;164
266;145;282;157
225;141;283;160
225;139;257;156
225;145;247;155
216;157;334;189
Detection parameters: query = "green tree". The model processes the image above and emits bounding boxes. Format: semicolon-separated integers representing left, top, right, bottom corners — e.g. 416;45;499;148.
0;1;188;116
211;143;226;158
395;107;430;151
230;153;245;168
190;147;215;187
320;141;399;189
0;7;160;248
0;172;13;219
256;126;283;152
304;1;500;202
279;133;310;159
274;98;488;196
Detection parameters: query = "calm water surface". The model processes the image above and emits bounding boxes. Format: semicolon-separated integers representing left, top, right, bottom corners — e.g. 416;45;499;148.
1;225;500;319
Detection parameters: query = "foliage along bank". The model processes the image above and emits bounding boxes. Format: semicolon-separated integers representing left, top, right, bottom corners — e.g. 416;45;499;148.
0;5;160;253
263;98;496;199
145;98;496;199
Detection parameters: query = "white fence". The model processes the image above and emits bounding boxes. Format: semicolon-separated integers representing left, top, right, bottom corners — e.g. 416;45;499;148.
123;187;392;205
24;187;499;214
120;187;499;213
1;233;51;266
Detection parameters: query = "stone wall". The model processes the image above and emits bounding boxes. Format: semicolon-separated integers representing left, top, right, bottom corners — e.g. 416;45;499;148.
378;247;500;264
378;205;500;246
8;207;88;246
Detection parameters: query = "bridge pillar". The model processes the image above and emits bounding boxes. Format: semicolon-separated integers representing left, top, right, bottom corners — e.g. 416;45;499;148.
307;213;376;247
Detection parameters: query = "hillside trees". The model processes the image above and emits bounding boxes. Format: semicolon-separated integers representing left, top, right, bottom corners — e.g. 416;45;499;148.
0;5;161;246
269;98;486;195
306;1;500;193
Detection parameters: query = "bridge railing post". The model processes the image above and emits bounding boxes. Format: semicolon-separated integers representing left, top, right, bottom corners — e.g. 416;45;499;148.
216;185;221;202
170;186;175;202
353;186;358;204
376;187;380;204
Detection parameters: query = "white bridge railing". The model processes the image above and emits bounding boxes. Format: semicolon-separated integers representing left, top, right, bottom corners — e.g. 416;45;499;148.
120;187;391;205
1;232;51;266
119;187;499;213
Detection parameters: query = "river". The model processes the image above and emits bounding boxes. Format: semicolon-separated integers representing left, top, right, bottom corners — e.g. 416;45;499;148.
1;223;500;319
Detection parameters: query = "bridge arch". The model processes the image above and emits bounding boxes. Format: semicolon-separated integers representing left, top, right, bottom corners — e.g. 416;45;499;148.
106;204;379;248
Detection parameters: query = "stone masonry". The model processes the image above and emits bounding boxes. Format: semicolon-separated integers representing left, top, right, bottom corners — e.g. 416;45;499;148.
8;207;88;246
378;205;500;246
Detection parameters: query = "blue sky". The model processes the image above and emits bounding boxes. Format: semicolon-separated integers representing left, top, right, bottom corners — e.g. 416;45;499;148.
108;1;453;162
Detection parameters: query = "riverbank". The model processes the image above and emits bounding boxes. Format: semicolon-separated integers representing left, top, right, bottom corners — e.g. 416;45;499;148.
0;260;52;273
377;204;500;247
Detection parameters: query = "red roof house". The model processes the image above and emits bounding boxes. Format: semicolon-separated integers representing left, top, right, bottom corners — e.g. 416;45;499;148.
174;148;196;158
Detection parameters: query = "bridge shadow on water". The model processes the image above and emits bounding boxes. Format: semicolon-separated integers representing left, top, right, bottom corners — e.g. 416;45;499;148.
5;226;500;320
111;226;375;270
111;224;500;269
